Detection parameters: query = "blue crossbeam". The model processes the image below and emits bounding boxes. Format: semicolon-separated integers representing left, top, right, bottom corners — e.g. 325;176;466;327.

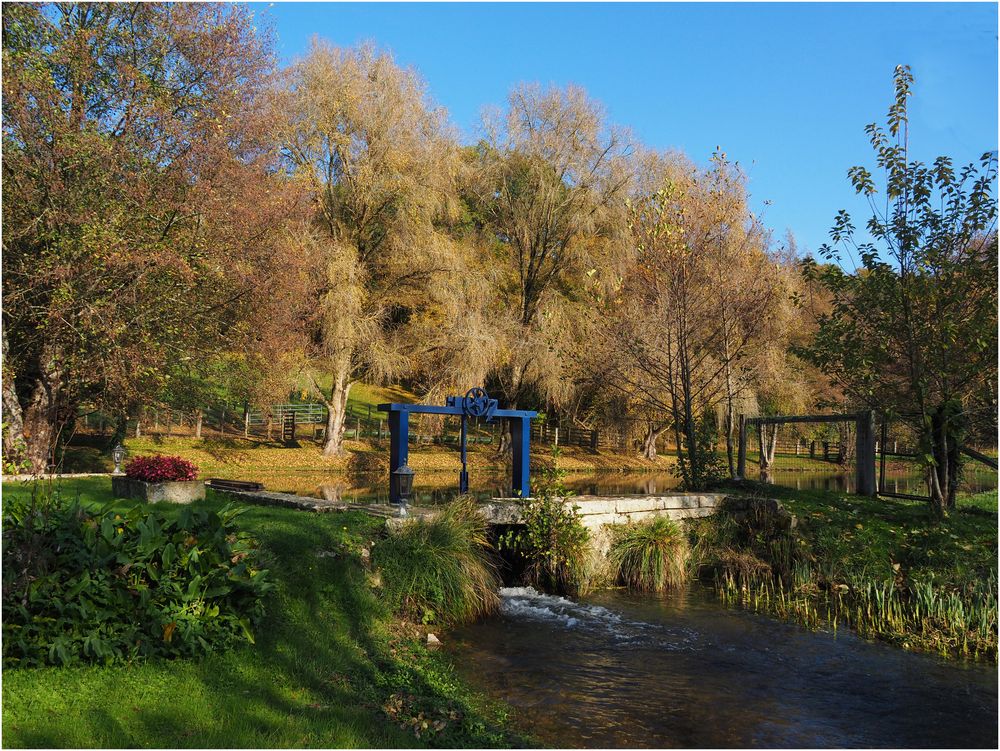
376;402;536;419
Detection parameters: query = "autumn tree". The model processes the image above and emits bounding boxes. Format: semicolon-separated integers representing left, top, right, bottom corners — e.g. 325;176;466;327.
280;42;483;456
592;152;786;487
800;65;998;515
2;3;302;472
465;84;633;441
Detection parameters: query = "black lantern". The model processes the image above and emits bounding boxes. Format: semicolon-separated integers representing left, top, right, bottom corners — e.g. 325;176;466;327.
112;443;127;475
391;464;415;507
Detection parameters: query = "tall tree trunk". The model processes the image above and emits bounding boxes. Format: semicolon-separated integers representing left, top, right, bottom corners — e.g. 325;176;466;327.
194;409;203;439
642;421;669;461
927;405;961;515
2;329;27;470
758;423;779;483
18;344;67;474
321;371;352;457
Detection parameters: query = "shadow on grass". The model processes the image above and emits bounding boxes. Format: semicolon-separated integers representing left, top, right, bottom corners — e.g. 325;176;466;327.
2;489;521;748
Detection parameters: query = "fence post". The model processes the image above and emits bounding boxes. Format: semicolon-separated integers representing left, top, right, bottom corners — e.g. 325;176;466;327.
736;415;747;479
855;410;877;496
590;429;598;451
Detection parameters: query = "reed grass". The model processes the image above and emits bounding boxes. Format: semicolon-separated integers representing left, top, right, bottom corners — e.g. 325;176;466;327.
609;518;691;592
372;497;500;625
716;569;998;660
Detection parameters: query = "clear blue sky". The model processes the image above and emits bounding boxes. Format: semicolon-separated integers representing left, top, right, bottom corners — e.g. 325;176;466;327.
256;2;998;255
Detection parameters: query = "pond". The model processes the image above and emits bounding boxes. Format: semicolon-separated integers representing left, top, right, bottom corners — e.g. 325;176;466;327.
223;464;997;505
447;585;999;748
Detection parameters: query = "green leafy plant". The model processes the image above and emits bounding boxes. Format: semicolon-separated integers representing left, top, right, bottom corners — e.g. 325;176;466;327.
501;453;591;596
372;497;500;625
2;483;271;667
609;517;690;592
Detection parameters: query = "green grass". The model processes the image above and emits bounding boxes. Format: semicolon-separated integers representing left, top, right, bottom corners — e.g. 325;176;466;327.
373;498;501;625
1;477;524;748
608;517;690;592
702;481;999;660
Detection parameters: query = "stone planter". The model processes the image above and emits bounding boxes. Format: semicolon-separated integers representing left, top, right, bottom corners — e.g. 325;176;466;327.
112;475;205;504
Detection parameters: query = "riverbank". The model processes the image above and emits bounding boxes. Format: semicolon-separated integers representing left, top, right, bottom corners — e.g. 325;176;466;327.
57;433;680;476
0;477;525;749
696;481;999;660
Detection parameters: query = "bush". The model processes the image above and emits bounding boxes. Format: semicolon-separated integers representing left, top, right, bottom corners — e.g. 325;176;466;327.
608;517;690;592
372;498;500;625
125;455;198;482
2;484;270;667
500;494;591;596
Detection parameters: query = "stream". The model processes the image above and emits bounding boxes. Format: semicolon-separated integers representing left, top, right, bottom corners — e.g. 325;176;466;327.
448;585;999;748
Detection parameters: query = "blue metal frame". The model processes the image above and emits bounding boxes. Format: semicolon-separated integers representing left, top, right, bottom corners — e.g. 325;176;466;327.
378;389;537;502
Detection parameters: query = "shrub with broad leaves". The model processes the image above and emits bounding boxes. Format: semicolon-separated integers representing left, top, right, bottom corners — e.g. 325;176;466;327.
125;455;198;483
2;484;271;667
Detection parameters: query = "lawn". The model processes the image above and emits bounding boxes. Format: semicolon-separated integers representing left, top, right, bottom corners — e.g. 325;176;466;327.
1;477;524;748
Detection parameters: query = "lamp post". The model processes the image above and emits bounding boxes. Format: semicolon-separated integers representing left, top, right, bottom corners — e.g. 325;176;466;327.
391;464;415;516
112;443;127;475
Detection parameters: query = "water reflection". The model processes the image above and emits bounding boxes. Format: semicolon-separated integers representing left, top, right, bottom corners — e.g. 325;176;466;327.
208;465;997;504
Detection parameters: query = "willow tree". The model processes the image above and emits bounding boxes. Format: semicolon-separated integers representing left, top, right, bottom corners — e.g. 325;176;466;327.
466;84;633;434
281;42;476;456
2;3;299;472
800;65;997;515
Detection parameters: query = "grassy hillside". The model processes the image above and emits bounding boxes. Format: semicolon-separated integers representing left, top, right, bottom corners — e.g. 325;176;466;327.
1;477;524;748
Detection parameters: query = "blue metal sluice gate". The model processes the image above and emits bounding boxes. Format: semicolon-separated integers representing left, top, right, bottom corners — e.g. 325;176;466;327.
377;387;537;503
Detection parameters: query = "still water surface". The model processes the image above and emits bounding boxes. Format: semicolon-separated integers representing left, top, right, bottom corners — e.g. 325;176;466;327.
267;466;997;505
448;585;998;748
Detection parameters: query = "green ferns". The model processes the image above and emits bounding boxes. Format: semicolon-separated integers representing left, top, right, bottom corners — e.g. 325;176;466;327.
609;517;691;592
372;498;500;625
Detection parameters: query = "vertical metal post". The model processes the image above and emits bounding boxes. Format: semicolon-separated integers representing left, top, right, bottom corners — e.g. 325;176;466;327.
459;415;469;494
510;416;531;498
879;416;888;494
388;410;409;504
736;415;747;479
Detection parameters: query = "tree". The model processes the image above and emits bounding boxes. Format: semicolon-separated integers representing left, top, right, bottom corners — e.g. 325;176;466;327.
280;42;471;456
466;84;632;439
800;65;997;515
591;152;786;487
2;3;301;471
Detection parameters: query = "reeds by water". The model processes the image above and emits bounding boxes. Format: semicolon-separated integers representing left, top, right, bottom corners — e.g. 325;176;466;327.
716;568;998;660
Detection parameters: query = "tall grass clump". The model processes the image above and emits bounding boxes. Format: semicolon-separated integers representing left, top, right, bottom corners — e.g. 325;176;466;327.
372;498;500;625
609;517;691;592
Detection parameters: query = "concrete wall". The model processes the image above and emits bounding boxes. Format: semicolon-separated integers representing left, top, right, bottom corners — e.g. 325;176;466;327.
481;493;728;529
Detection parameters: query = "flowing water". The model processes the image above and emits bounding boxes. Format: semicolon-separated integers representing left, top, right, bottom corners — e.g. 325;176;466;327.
448;585;999;748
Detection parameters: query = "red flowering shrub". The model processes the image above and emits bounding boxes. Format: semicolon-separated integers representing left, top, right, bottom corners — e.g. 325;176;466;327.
124;455;198;483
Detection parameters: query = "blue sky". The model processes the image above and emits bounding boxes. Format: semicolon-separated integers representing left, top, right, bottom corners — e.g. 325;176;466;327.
256;2;998;255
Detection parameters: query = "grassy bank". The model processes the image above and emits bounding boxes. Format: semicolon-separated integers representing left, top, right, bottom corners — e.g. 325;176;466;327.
696;481;999;660
1;477;524;748
59;432;678;477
